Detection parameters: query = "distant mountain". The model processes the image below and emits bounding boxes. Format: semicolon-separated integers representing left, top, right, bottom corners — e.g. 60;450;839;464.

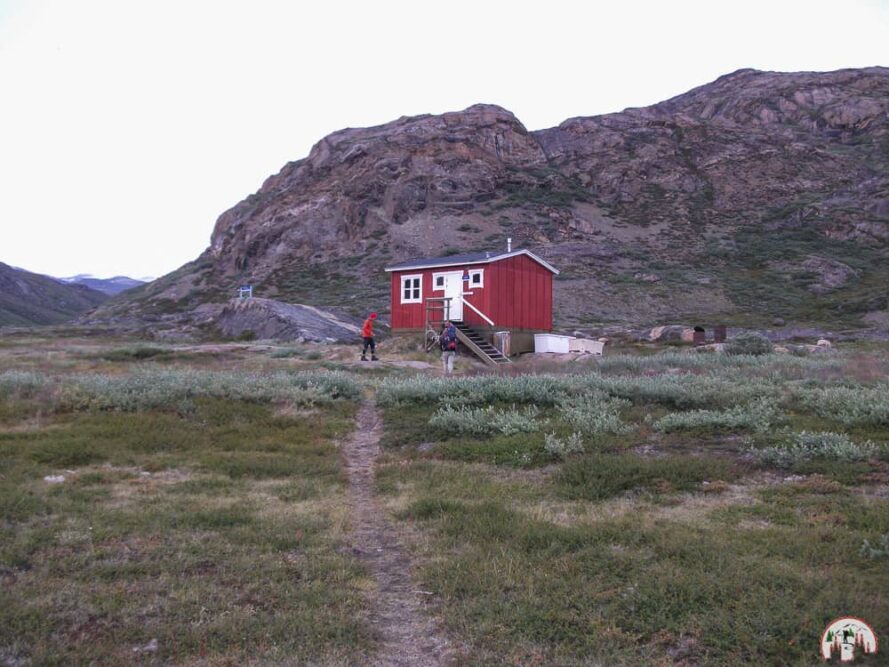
0;263;109;326
95;67;889;329
59;274;148;295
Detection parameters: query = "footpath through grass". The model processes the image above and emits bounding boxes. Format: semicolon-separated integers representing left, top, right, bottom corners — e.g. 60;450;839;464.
2;339;889;665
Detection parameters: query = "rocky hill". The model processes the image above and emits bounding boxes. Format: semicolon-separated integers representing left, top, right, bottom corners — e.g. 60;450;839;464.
0;263;109;326
96;67;889;331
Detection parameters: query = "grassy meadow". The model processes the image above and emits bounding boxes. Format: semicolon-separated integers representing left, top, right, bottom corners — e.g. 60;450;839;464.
0;339;373;665
1;334;888;665
375;349;889;665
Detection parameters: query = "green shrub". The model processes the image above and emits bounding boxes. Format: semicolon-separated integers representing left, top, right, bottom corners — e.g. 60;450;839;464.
47;369;361;413
378;371;778;412
579;373;778;410
861;533;889;559
558;454;738;500
428;405;544;437
557;393;631;435
724;332;773;356
378;375;582;408
544;432;585;459
428;405;493;436
653;398;780;434
0;371;49;398
491;406;544;436
797;383;889;427
748;431;881;468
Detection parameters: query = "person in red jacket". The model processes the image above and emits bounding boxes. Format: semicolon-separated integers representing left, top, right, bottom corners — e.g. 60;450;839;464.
360;312;379;361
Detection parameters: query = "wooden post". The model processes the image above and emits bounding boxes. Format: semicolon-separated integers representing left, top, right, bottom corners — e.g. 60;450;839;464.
424;297;451;351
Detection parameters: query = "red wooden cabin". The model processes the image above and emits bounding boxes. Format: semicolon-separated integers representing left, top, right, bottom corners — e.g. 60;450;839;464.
384;248;558;357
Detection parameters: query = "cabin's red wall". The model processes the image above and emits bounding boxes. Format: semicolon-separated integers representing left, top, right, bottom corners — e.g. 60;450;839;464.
389;254;553;331
484;255;552;331
389;270;432;330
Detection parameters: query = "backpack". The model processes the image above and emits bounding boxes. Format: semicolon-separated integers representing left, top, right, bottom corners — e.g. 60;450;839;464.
441;327;457;351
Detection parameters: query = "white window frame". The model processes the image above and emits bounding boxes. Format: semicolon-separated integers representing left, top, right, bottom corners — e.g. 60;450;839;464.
469;269;484;288
432;272;447;291
400;274;423;304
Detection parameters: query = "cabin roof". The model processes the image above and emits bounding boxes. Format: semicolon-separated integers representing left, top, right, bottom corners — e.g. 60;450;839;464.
384;249;559;275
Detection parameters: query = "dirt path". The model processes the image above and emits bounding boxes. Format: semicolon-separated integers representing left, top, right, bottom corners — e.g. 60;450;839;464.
342;397;455;667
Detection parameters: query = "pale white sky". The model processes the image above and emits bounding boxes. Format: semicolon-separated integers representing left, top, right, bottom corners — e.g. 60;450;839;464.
1;0;887;279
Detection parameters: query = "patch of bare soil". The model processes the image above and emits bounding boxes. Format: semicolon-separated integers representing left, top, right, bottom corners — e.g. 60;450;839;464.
341;397;457;667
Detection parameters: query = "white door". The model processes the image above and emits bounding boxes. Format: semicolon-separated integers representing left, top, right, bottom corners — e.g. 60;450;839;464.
443;271;464;320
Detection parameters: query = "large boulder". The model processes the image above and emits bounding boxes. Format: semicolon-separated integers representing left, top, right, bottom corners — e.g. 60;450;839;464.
648;325;695;342
216;297;362;343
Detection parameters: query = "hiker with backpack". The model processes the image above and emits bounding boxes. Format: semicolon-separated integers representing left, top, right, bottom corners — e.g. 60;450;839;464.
360;312;379;361
439;320;458;375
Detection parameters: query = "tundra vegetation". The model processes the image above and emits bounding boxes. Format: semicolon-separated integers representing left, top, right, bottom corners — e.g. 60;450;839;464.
375;349;889;665
0;342;371;665
1;335;888;665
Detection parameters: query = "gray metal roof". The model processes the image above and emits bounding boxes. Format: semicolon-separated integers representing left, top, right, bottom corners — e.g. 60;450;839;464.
384;249;559;274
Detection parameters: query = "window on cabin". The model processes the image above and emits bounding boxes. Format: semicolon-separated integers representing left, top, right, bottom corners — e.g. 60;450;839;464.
469;269;484;287
400;275;422;303
433;274;446;290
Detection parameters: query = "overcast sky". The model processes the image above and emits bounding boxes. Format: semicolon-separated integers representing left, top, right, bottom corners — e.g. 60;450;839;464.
2;0;887;280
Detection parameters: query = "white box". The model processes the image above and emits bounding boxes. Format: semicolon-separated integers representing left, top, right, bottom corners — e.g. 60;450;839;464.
534;334;573;354
569;339;604;355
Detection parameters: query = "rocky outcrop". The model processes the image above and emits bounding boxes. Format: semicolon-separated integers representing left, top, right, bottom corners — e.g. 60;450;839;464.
208;104;548;276
96;68;889;329
534;68;889;228
215;298;363;342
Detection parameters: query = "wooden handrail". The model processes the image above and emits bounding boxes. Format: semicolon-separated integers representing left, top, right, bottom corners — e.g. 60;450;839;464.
462;298;495;326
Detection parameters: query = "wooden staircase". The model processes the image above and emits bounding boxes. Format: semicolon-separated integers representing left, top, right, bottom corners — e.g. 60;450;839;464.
452;321;511;366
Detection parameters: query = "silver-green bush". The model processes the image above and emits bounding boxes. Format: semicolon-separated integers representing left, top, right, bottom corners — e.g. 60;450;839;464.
378;374;586;408
428;404;544;437
797;383;889;427
578;373;779;410
861;534;889;560
55;369;361;412
653;398;779;433
748;431;880;468
557;393;632;435
0;371;49;398
544;432;585;459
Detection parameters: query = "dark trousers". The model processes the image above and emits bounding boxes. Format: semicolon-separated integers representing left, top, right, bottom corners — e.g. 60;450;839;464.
362;337;376;355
